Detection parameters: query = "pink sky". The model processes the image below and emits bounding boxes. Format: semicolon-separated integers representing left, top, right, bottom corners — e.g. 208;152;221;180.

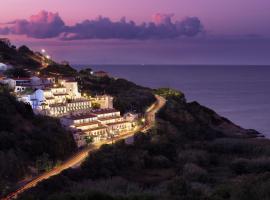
1;0;270;65
1;0;270;35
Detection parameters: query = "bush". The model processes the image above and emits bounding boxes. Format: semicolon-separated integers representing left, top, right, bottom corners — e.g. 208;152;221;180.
183;163;208;182
231;157;270;175
178;149;210;167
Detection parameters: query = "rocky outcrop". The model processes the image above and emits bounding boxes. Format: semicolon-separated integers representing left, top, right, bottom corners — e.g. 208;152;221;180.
157;90;263;139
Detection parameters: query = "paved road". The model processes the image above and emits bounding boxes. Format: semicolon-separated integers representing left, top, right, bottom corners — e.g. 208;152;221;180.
2;95;166;200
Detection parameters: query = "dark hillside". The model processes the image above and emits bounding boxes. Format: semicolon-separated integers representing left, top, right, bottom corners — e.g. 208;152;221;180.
18;89;269;200
0;86;76;197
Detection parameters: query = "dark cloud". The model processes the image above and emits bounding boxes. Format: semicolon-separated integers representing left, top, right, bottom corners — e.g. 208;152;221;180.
0;11;204;40
0;27;10;35
1;10;65;38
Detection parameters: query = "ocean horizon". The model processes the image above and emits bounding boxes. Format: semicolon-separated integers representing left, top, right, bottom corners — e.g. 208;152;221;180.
75;64;270;137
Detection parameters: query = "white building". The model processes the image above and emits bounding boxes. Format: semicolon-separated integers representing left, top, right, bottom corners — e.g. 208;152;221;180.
92;95;114;109
59;78;81;99
61;108;134;147
0;63;11;71
90;108;120;118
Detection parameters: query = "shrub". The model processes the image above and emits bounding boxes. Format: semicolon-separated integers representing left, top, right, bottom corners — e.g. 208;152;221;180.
183;163;208;182
231;157;270;175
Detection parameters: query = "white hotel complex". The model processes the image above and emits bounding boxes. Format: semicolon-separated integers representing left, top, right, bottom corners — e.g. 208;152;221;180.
0;75;137;147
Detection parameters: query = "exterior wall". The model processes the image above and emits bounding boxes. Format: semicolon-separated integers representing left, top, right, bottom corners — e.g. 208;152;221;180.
30;76;41;86
14;86;27;93
108;121;132;133
53;94;68;104
46;100;92;117
30;89;46;108
51;87;67;95
62;81;81;99
98;116;123;125
73;116;98;125
61;115;98;127
86;128;108;141
1;79;16;89
15;79;31;87
0;63;8;71
93;95;114;109
92;110;120;119
75;122;99;131
73;132;87;148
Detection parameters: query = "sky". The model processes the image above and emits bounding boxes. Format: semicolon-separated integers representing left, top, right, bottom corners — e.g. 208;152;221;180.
1;0;270;65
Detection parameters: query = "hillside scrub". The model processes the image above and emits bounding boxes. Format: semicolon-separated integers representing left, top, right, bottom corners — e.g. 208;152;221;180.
18;89;270;200
0;86;76;196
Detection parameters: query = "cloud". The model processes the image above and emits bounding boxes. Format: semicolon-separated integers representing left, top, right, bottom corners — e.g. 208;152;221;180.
0;11;204;40
176;17;204;37
2;10;65;38
152;13;174;25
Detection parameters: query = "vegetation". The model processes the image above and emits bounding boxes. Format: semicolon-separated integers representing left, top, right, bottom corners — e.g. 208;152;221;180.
155;88;185;102
0;86;76;197
40;63;77;77
78;70;156;113
4;68;31;78
1;40;269;200
0;39;77;77
0;40;42;69
18;89;270;200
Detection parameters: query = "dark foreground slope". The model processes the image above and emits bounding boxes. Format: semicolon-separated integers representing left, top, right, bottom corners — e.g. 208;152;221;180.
0;86;76;197
18;89;270;200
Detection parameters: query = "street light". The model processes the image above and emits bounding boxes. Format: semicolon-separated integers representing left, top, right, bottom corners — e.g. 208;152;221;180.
41;49;46;54
46;55;51;59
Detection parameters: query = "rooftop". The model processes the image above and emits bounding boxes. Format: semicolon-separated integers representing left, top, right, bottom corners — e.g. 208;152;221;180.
107;121;130;126
90;108;119;115
83;126;107;132
98;116;123;121
68;113;97;120
68;99;90;103
53;93;68;96
74;121;100;128
13;78;31;81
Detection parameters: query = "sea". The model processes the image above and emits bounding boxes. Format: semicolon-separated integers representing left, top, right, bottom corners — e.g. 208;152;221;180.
75;65;270;137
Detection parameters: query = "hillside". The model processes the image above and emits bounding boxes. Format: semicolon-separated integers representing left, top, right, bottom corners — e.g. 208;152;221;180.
0;85;77;197
0;38;77;76
0;40;156;198
18;89;270;200
0;39;42;69
1;40;268;200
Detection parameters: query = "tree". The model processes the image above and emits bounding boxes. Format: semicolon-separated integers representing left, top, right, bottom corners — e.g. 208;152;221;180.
85;135;94;145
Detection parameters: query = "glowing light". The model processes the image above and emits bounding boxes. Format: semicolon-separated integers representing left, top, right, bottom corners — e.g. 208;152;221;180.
41;49;46;54
46;55;51;59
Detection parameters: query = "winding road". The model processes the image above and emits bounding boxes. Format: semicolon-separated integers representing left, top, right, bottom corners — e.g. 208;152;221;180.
2;95;166;200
